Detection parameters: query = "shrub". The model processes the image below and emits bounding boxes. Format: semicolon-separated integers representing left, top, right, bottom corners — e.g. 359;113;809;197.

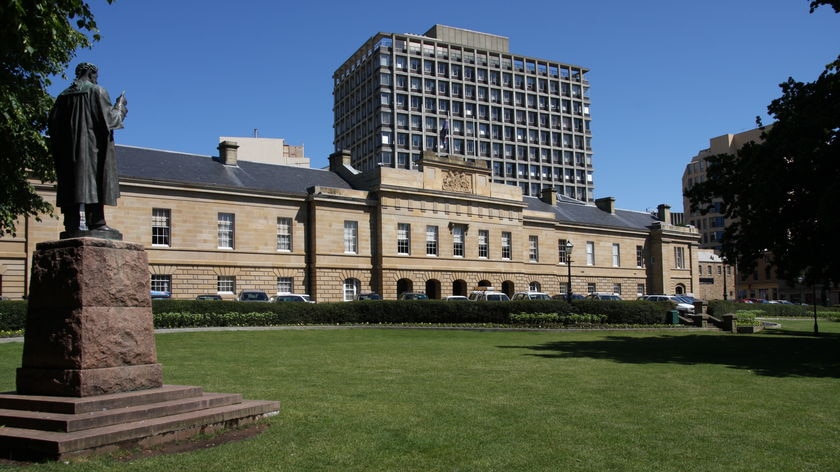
0;301;27;331
734;310;763;327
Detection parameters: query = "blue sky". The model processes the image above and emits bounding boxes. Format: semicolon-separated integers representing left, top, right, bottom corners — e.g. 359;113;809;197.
54;0;838;212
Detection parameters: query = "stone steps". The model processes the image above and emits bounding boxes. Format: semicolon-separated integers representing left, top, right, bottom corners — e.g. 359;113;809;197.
0;385;280;461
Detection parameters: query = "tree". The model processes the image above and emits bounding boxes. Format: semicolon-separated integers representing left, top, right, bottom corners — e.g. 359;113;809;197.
0;0;113;236
686;5;839;287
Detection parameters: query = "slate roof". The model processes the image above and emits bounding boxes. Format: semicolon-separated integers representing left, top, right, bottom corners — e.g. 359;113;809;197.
116;145;352;195
115;145;663;230
524;195;662;231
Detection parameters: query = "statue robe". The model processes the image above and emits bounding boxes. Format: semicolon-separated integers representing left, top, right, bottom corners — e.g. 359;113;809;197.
48;80;125;208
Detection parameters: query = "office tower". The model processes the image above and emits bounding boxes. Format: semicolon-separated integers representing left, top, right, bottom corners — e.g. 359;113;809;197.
333;25;594;201
682;127;764;250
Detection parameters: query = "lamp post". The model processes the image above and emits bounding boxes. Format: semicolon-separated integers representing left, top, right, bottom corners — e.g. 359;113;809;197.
813;283;819;335
721;256;728;301
566;240;574;302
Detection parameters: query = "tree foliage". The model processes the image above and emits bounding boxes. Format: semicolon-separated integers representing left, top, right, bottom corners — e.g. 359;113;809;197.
686;6;839;286
0;0;113;235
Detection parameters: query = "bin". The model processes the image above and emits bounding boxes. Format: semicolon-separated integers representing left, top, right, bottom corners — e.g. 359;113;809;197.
668;309;680;325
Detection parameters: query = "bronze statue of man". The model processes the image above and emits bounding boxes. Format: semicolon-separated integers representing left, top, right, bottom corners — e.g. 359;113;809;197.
48;62;127;238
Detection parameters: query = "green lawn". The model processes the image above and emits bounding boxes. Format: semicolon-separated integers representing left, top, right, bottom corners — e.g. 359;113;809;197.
0;322;838;471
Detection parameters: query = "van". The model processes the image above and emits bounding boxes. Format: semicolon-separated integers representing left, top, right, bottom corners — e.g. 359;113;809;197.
468;287;510;302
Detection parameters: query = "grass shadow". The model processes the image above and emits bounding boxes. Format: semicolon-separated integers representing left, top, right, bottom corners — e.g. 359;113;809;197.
504;330;840;378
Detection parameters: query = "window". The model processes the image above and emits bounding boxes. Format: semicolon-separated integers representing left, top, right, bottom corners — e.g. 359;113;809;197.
613;283;622;295
587;282;597;294
529;235;539;262
343;278;360;301
612;243;620;267
150;274;171;293
277;277;293;294
452;225;465;257
529;281;541;292
217;275;235;293
586;241;595;266
151;208;171;246
675;247;686;269
478;230;489;258
636;245;645;268
344;221;358;254
217;213;234;249
558;239;570;263
426;225;438;256
397;223;411;255
637;283;646;296
501;232;512;260
277;217;292;252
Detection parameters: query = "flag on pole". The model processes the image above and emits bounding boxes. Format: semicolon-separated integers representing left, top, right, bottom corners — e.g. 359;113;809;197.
439;119;449;152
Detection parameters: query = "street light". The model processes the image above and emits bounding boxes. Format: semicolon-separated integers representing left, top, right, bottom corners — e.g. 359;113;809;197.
721;256;728;301
566;240;574;302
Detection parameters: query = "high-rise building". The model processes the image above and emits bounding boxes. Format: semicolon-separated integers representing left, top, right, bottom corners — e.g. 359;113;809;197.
333;25;594;201
682;127;765;250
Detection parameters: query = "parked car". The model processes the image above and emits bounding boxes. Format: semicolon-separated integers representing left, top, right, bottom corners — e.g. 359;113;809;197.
196;294;223;301
640;295;695;314
552;293;585;301
237;290;269;302
150;290;171;300
445;295;469;301
273;293;314;303
398;292;429;300
355;293;382;301
585;292;623;301
511;291;551;301
468;289;510;302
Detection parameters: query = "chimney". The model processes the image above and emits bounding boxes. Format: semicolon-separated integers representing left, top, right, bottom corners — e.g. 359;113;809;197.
329;149;353;172
539;187;558;205
595;197;616;214
217;140;239;166
657;204;671;223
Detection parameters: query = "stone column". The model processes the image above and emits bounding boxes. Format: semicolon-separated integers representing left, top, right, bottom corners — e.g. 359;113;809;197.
16;238;162;397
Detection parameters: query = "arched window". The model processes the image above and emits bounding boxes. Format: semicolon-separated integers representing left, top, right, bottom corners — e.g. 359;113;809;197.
397;278;413;297
425;279;441;299
502;280;515;297
529;281;541;292
674;284;686;295
452;279;467;296
343;278;361;301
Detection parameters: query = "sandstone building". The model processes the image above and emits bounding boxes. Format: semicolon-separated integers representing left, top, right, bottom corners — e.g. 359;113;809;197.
1;143;699;302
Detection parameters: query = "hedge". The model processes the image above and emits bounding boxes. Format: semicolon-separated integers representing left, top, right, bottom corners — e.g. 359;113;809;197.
0;298;707;333
706;300;834;318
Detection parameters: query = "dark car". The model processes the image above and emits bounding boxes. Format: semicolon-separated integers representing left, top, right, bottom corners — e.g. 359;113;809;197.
196;294;223;301
398;292;429;300
355;293;382;300
273;293;314;303
237;290;269;302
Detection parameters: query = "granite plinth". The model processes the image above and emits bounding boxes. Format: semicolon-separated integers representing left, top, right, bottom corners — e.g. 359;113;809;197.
17;238;162;397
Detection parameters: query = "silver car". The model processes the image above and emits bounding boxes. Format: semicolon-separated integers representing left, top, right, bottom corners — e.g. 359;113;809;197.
640;295;695;314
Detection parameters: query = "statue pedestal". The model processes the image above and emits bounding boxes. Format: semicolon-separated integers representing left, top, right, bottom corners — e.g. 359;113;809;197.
2;238;279;461
16;238;162;396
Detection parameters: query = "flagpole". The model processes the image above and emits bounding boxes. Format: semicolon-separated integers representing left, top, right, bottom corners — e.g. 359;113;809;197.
448;108;453;156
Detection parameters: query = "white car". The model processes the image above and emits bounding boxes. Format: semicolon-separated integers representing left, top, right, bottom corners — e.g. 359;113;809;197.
511;292;551;301
468;290;510;302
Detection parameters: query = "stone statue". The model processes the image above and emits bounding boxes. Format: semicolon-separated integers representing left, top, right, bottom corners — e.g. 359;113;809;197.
48;62;127;239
